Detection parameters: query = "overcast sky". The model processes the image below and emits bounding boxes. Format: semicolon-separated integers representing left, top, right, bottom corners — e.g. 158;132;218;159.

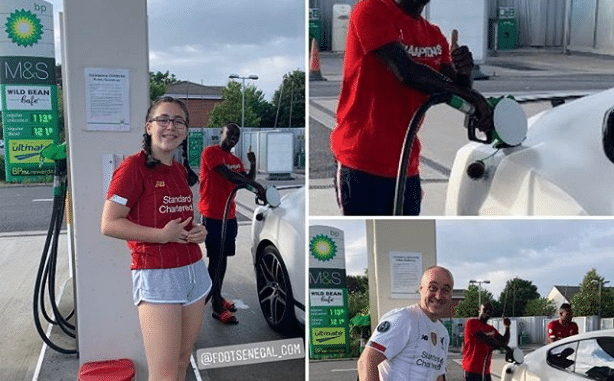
310;219;614;299
47;0;305;100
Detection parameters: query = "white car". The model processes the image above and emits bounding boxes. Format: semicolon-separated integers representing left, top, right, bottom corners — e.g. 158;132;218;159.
251;186;305;333
446;88;614;215
501;329;614;381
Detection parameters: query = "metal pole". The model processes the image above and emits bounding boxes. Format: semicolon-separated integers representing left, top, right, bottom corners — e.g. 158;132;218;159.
241;77;245;128
470;279;490;315
478;284;481;310
513;284;516;317
228;74;258;128
274;81;284;128
288;81;294;128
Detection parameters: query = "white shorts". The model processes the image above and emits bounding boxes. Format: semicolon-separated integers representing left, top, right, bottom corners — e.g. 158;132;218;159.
132;260;211;306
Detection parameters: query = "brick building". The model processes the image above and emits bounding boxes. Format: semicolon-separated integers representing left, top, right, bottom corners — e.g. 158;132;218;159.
164;81;224;128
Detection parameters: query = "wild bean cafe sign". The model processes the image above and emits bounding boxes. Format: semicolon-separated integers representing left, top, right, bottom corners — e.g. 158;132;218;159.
1;1;60;182
309;225;350;357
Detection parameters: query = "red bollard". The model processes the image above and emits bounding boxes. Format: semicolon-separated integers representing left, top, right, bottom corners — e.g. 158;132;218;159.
78;359;135;381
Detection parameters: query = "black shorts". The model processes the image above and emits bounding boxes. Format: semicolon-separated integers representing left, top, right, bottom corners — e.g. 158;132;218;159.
202;217;238;258
465;372;492;381
335;163;422;216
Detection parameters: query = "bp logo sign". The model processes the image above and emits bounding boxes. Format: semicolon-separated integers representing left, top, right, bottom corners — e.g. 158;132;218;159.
5;9;43;47
310;234;337;262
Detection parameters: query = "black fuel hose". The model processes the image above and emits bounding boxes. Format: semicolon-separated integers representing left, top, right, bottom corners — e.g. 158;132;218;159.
32;159;78;355
205;184;272;307
393;93;452;215
205;185;246;306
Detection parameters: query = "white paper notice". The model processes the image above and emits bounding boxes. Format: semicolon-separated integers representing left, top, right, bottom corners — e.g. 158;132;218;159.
85;68;130;131
389;252;422;298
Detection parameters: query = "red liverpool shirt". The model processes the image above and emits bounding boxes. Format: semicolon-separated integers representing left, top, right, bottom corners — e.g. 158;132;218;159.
198;145;246;220
107;151;202;270
547;320;578;342
462;318;501;374
331;0;452;178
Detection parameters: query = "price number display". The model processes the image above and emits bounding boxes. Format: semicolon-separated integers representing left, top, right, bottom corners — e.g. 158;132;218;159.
328;317;347;326
32;126;55;137
327;308;347;326
31;113;54;123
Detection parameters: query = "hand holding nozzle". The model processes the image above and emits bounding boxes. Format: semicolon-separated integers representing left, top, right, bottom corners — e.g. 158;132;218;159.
255;183;267;203
471;92;495;134
447;30;494;140
448;92;495;143
248;181;267;205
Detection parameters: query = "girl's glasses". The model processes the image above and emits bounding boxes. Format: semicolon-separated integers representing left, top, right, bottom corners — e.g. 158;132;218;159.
151;116;187;129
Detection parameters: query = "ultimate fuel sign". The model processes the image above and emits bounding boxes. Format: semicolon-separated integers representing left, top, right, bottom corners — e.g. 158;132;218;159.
1;1;59;182
309;225;350;357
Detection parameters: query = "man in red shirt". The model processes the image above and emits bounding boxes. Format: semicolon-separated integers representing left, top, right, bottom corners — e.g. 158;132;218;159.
462;302;512;381
199;122;265;324
547;303;578;343
331;0;494;215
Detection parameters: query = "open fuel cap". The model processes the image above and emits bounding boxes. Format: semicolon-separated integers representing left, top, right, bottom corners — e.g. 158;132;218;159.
493;97;528;146
506;347;525;364
265;186;281;207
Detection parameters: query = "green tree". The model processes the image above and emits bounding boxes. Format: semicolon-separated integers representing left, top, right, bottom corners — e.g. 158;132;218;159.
347;272;369;318
207;81;265;128
256;101;277;127
571;268;614;317
149;71;178;102
524;298;556;317
602;285;614;318
455;284;495;317
499;277;540;317
346;273;369;294
346;272;371;357
271;70;305;127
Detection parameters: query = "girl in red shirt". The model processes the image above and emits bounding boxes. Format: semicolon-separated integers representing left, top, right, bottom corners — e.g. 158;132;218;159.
101;97;209;381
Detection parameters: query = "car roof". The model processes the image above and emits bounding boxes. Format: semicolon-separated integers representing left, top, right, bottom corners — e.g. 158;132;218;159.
548;328;614;348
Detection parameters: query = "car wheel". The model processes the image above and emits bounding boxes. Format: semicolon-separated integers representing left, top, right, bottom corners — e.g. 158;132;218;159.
256;244;296;333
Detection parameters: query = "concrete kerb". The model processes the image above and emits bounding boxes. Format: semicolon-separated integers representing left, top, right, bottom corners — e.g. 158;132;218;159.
316;47;614;82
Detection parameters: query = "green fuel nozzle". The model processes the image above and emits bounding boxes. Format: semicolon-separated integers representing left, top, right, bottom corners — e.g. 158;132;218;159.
39;142;67;195
39;142;67;162
447;95;527;147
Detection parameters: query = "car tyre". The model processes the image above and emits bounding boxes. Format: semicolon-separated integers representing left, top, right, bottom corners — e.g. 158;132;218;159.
256;244;296;333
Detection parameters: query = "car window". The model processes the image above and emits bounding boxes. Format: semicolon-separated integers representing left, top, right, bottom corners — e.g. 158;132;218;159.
547;341;578;371
602;107;614;164
574;337;614;381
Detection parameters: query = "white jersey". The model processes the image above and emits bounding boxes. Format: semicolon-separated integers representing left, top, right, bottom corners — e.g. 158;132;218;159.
367;304;449;381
